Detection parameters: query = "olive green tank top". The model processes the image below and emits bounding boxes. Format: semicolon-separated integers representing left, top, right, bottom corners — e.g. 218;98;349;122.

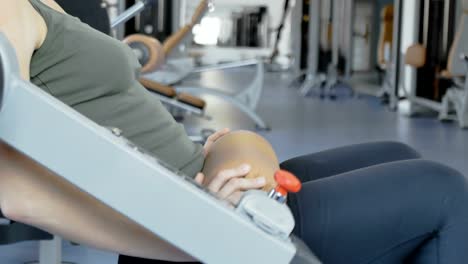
28;0;204;177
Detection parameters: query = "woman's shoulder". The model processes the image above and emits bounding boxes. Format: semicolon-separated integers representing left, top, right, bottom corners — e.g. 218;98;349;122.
0;0;47;79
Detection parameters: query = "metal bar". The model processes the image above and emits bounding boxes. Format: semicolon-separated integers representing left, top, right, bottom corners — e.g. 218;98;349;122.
345;0;355;79
409;95;443;112
157;0;165;32
38;237;62;264
0;50;3;111
192;59;259;73
423;0;430;45
111;1;147;29
307;0;321;75
390;0;403;109
175;85;270;130
443;0;451;54
331;0;340;66
153;93;207;118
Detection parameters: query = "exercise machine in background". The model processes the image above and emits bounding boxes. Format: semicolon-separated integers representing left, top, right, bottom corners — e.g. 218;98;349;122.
115;0;270;131
388;0;468;129
323;0;355;99
291;0;355;100
289;0;326;97
375;4;396;106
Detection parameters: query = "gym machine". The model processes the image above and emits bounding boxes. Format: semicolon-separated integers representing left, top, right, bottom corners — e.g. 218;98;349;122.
322;0;355;99
295;0;326;97
389;0;468;128
114;0;269;130
0;32;320;263
292;0;354;99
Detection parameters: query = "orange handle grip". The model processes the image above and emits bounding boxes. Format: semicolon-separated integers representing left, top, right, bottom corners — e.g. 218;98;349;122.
274;170;302;196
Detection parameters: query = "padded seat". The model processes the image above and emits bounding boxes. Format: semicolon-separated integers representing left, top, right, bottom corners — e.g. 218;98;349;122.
139;78;177;98
177;93;206;109
139;78;206;110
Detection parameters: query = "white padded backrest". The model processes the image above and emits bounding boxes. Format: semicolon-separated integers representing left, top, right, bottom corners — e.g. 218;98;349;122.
447;1;468;76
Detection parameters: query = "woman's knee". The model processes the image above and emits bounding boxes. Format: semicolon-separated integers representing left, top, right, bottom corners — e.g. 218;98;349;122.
394;160;468;224
403;160;467;193
369;141;422;160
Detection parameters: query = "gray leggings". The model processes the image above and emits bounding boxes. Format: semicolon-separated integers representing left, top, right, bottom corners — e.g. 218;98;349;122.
119;142;468;264
282;142;468;264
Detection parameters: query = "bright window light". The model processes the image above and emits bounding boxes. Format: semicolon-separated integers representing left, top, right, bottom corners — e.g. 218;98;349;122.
193;17;222;46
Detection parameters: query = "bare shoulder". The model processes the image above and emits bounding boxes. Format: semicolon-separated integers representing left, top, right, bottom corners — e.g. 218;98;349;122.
0;0;46;80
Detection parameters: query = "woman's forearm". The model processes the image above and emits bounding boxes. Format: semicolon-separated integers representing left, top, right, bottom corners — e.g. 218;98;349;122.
203;130;280;192
0;143;196;262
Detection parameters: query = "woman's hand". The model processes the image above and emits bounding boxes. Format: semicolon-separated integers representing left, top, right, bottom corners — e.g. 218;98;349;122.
195;164;266;206
203;128;230;157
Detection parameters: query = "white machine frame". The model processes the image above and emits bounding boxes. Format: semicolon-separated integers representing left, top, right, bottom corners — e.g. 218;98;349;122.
0;33;319;264
323;0;355;99
291;0;327;97
292;0;355;99
144;58;269;130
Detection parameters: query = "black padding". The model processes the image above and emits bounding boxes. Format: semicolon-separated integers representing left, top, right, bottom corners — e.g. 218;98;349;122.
0;210;53;245
0;53;4;111
0;222;53;245
55;0;111;35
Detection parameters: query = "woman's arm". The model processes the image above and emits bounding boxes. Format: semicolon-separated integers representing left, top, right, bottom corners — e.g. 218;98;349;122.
203;130;280;192
0;142;196;261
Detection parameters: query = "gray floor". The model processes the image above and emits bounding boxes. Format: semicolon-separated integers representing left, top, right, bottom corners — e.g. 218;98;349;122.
1;68;467;263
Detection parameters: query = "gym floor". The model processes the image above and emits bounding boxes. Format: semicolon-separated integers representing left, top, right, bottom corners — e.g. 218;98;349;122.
1;67;467;263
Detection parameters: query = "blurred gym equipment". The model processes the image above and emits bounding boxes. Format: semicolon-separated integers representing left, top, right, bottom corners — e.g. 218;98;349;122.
117;0;269;130
393;0;467;128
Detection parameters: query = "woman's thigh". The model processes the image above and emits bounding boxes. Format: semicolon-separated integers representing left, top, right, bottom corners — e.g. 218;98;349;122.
281;141;421;182
117;142;423;264
289;159;468;264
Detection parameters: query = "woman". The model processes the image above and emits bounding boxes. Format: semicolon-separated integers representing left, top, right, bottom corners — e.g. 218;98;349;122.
0;1;467;263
